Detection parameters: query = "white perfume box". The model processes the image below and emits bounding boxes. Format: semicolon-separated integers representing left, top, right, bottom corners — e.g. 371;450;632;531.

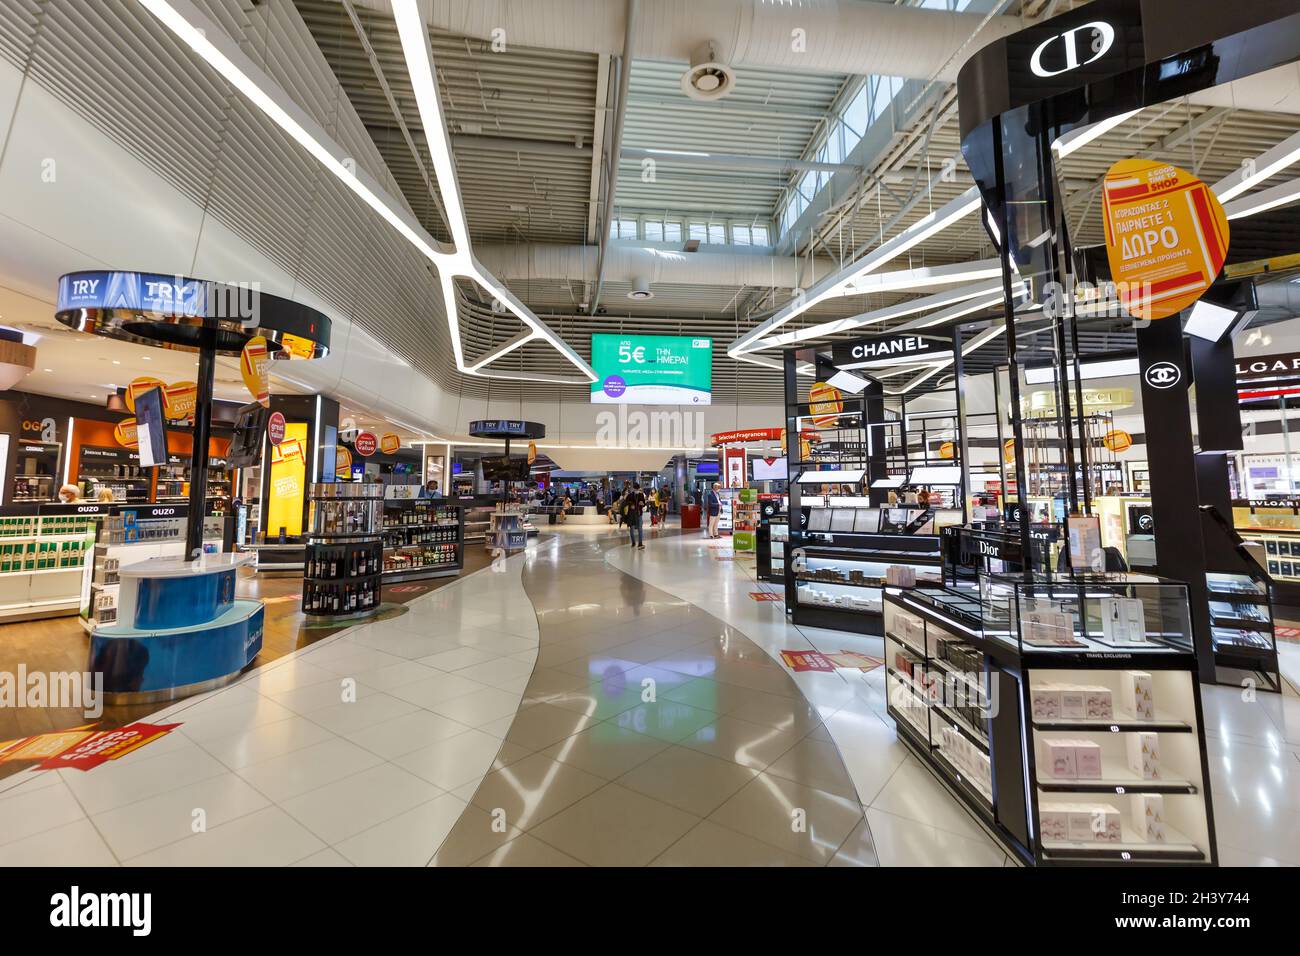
1059;686;1086;719
1066;803;1121;843
1130;794;1167;843
1030;685;1062;720
1073;739;1103;779
1039;805;1071;842
1123;670;1155;719
1126;731;1161;779
1040;738;1077;779
1084;686;1113;719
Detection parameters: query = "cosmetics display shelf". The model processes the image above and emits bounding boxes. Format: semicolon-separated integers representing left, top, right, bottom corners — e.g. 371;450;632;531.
756;512;787;583
882;574;1217;867
786;540;941;635
303;484;384;621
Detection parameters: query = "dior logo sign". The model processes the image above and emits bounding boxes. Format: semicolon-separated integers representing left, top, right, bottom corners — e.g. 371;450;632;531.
1029;21;1115;78
1143;361;1182;390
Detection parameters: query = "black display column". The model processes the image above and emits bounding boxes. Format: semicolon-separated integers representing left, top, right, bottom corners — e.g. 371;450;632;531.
184;333;217;561
1136;318;1215;682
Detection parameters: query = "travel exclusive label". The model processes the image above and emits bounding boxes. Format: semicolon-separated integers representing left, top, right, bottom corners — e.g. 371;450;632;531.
1101;158;1229;321
590;334;712;405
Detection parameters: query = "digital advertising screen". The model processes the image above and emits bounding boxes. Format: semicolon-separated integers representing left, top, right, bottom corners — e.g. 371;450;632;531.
590;334;712;405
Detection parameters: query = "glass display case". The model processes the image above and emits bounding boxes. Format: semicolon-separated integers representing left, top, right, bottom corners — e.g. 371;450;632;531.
977;572;1194;658
882;573;1216;866
790;543;943;634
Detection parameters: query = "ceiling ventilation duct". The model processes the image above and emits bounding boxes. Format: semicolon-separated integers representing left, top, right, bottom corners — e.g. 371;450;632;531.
681;40;736;101
627;276;655;300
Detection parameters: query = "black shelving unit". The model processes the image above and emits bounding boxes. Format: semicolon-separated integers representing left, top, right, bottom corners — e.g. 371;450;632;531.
755;499;786;583
380;493;464;582
303;484;383;620
884;573;1217;867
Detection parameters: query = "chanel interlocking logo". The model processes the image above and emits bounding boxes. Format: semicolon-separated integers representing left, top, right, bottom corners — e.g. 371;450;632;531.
1143;362;1182;390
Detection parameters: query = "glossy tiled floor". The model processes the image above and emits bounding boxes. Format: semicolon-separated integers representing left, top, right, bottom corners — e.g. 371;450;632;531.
2;525;1297;866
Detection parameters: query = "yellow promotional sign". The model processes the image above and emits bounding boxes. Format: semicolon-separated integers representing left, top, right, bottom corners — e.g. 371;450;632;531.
280;333;315;360
125;377;165;413
240;335;271;407
1102;158;1229;321
1102;429;1133;453
335;445;352;479
938;441;955;460
114;418;138;449
266;422;307;537
163;381;197;422
807;382;844;428
1003;438;1016;464
379;433;401;455
527;440;537;465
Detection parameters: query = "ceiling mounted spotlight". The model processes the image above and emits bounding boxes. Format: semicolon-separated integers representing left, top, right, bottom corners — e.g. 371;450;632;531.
627;277;654;301
681;41;736;101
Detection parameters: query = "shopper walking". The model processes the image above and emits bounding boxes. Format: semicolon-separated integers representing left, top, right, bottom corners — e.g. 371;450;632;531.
705;482;723;539
625;482;647;549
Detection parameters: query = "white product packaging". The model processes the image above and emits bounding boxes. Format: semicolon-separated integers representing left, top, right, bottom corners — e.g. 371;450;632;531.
1130;794;1167;843
886;565;916;587
1125;731;1161;779
1072;739;1103;779
1066;803;1122;843
1039;805;1071;842
1123;670;1155;720
1059;686;1087;719
1039;738;1077;779
1084;686;1114;720
1030;685;1062;720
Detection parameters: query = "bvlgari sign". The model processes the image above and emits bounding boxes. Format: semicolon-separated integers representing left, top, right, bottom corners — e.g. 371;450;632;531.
832;333;950;370
1236;352;1300;382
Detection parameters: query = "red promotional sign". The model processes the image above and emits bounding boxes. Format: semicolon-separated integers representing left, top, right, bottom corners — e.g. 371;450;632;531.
0;722;182;772
711;427;784;446
267;411;286;445
354;432;378;457
780;649;835;673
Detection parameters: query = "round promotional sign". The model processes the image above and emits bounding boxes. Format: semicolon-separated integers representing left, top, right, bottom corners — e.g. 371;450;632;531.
1003;438;1016;464
807;382;843;428
114;418;138;449
125;377;166;413
938;441;955;460
1101;157;1229;321
267;411;286;445
379;433;401;455
162;381;197;422
354;432;378;457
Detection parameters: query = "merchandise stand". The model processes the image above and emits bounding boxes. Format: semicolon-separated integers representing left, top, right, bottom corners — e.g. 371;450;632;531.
303;484;382;620
0;502;108;623
54;269;329;696
381;487;464;582
755;497;787;583
884;572;1217;866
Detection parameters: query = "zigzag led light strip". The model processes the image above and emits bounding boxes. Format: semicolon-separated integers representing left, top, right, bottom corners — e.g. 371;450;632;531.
136;0;595;385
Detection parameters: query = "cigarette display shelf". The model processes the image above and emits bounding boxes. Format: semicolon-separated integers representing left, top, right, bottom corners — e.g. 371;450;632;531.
882;572;1217;867
303;484;385;621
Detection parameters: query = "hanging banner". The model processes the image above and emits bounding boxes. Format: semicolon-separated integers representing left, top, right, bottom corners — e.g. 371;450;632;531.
527;440;538;465
354;432;378;457
1003;438;1016;464
240;335;271;407
162;381;197;422
267;411;287;445
807;382;844;428
938;441;955;460
124;377;165;413
379;433;401;455
114;418;138;449
1102;158;1229;321
1102;429;1133;453
335;445;353;479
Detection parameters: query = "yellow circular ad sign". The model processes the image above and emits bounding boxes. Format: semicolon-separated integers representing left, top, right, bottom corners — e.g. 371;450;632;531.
1102;158;1229;322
